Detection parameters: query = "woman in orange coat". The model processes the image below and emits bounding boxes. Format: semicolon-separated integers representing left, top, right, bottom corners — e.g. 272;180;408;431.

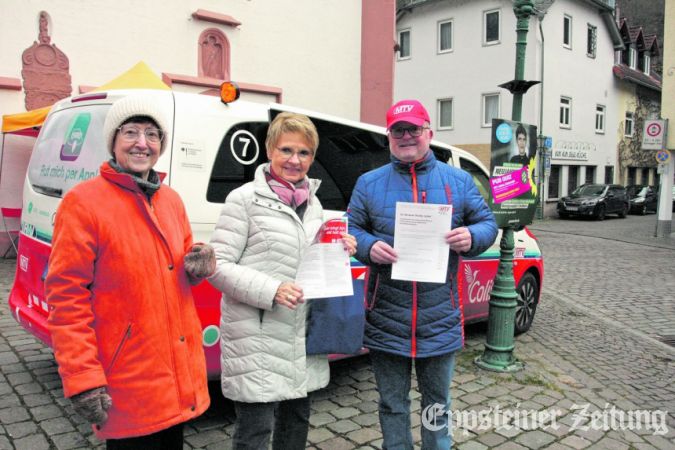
46;94;214;449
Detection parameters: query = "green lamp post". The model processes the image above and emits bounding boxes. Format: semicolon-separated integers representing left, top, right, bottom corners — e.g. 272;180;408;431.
475;0;537;373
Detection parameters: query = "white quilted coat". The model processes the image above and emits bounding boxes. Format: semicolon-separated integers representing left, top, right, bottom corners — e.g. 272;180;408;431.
208;163;330;403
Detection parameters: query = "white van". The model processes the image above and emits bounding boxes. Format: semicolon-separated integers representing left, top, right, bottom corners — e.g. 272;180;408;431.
9;88;544;378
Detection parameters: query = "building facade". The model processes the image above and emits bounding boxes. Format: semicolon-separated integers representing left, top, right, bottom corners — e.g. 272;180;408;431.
612;16;662;187
394;0;627;217
0;0;395;124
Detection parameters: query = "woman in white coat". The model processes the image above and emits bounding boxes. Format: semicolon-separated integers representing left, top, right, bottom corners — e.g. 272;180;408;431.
209;112;357;450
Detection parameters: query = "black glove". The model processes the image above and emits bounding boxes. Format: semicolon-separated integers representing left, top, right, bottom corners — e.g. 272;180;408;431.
70;387;112;425
184;243;216;279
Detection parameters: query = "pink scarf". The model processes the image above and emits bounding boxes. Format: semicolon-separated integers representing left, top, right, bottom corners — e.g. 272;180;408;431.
265;166;310;208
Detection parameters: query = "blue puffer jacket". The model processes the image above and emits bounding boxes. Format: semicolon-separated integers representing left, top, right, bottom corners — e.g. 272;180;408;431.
348;151;497;358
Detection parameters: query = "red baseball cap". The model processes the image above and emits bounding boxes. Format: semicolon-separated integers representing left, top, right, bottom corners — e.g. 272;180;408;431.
386;99;430;129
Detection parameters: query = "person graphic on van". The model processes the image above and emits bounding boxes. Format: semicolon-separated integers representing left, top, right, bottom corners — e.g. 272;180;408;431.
347;99;497;450
208;112;357;450
45;94;214;449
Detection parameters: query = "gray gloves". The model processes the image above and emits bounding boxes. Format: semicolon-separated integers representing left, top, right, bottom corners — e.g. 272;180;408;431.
184;242;216;280
70;387;112;425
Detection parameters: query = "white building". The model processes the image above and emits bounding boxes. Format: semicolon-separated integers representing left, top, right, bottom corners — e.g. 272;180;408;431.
394;0;623;217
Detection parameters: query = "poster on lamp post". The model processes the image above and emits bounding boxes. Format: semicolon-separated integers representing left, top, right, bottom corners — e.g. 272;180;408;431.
488;118;538;228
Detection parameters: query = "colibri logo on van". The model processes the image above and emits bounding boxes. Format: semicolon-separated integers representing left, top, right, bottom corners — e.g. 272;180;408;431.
465;266;493;304
60;113;91;161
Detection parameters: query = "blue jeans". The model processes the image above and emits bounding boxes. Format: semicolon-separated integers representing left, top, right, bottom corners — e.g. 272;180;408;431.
232;396;310;450
370;350;456;450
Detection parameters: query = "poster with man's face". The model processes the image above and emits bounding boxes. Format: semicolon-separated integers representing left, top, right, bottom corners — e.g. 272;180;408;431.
488;119;538;228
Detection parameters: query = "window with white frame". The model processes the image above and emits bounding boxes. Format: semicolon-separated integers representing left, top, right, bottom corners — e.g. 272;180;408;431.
437;98;453;129
482;93;499;127
559;96;571;128
587;24;597;58
483;10;500;45
628;47;636;69
625;111;634;136
398;29;411;60
438;20;453;53
563;15;572;48
595;105;605;133
644;53;651;75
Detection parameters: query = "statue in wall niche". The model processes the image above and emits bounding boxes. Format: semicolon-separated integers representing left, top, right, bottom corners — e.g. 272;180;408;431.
21;11;72;110
199;30;228;80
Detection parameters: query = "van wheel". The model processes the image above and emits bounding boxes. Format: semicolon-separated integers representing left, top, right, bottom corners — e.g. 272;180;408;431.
515;272;538;335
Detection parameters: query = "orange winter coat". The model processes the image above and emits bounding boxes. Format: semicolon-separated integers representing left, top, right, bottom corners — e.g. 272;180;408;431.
46;162;209;439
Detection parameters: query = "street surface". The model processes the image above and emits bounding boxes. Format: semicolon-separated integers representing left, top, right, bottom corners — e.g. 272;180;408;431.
1;213;674;449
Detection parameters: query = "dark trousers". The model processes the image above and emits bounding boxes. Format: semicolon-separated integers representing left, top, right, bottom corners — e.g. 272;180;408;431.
232;396;311;450
106;423;184;450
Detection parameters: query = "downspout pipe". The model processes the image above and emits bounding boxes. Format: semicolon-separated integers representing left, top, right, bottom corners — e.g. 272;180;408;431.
538;15;546;219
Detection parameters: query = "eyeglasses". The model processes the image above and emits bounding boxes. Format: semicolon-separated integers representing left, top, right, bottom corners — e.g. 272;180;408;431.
276;147;314;161
389;125;429;139
117;126;164;144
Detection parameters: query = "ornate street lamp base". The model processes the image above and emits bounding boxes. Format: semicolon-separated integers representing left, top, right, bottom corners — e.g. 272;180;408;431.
474;355;524;373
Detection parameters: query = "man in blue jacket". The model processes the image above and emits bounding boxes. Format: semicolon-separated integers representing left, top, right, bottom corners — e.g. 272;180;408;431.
348;99;498;449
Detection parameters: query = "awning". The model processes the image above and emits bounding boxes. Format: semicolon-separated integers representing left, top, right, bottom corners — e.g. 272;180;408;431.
1;106;50;136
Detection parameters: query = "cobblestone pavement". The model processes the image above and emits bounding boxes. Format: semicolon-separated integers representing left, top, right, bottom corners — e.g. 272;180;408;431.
1;214;675;449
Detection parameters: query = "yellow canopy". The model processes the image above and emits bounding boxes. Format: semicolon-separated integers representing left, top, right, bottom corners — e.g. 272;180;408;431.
1;106;51;135
91;61;170;92
2;61;170;134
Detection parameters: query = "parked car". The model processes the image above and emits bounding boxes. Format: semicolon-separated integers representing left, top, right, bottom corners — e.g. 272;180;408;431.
557;183;629;220
626;184;658;215
9;87;544;377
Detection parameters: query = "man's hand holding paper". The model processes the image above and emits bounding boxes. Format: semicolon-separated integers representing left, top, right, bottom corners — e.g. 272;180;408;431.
445;227;472;253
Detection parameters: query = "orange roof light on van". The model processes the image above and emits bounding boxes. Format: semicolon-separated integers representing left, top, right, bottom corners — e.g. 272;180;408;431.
220;81;240;104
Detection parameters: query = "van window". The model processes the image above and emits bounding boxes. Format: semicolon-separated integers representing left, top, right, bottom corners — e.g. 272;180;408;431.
308;119;390;211
27;105;111;198
206;119;392;210
430;145;453;168
459;158;490;201
207;122;270;203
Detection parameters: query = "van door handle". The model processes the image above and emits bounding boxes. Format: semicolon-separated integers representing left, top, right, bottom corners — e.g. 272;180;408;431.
32;184;63;198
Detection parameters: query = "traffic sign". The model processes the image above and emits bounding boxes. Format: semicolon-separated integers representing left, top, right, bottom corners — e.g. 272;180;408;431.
655;149;671;164
642;119;666;150
544;136;552;149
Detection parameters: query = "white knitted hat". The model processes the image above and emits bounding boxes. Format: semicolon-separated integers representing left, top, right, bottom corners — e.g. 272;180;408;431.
103;94;170;155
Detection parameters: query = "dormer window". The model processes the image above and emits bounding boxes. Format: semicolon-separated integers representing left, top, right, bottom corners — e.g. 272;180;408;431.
628;47;637;69
643;53;651;75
